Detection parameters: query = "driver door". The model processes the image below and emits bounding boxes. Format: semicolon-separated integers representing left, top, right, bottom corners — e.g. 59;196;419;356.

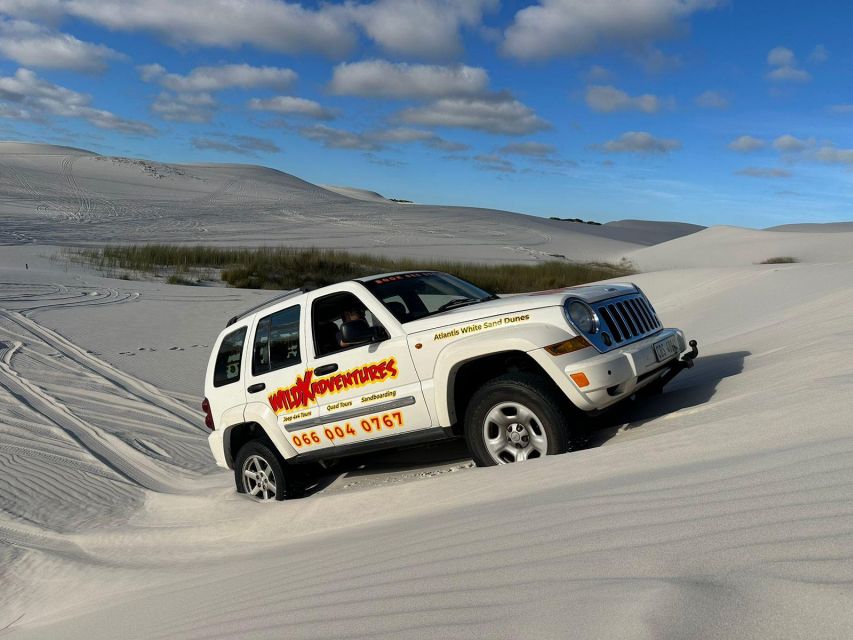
306;284;433;448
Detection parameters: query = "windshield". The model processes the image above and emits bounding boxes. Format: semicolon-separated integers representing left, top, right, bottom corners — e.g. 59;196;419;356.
362;272;496;323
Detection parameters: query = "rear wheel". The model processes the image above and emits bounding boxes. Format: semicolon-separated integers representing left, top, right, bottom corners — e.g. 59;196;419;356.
234;441;304;501
464;373;573;466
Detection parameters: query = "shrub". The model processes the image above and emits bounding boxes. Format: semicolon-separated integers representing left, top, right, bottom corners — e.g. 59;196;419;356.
70;245;635;293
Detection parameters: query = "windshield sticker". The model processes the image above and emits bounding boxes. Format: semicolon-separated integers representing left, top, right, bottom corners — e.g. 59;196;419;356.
371;272;432;285
268;357;399;414
433;314;530;341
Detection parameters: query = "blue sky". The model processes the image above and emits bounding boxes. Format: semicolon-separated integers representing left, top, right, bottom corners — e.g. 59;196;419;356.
1;0;851;227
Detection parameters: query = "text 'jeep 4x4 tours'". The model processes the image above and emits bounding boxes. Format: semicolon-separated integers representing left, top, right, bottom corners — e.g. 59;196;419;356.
203;271;698;501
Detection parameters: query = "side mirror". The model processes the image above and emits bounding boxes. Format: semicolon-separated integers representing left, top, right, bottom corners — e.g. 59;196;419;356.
340;320;375;346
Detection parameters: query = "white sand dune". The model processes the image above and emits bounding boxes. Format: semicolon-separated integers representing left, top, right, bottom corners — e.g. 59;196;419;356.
318;184;393;203
766;221;853;232
0;142;700;263
628;225;853;270
1;141;852;638
1;240;853;637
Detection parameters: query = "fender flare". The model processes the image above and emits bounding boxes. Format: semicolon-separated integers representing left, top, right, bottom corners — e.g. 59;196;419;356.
430;323;569;425
222;402;299;467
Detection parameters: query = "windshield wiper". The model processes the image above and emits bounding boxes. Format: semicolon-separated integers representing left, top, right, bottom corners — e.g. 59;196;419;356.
437;294;497;312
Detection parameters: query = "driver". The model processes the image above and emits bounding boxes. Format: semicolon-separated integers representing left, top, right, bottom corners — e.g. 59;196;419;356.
338;307;366;347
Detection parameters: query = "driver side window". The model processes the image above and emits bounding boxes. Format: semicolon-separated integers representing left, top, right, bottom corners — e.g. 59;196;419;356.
312;292;385;358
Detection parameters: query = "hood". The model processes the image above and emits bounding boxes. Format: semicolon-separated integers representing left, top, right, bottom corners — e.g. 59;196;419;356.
403;282;638;333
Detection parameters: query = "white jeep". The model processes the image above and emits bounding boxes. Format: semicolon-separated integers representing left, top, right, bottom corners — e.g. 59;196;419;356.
203;271;697;501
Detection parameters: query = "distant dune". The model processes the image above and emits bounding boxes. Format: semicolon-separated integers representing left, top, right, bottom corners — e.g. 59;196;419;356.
628;225;853;270
0;141;701;263
766;222;853;232
318;184;392;203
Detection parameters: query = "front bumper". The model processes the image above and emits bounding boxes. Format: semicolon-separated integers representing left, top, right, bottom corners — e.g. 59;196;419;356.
561;329;698;411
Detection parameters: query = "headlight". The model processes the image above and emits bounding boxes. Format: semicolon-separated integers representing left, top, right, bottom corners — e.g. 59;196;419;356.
566;300;599;334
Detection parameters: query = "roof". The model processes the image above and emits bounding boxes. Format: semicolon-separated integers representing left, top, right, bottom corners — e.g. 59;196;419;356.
353;270;439;284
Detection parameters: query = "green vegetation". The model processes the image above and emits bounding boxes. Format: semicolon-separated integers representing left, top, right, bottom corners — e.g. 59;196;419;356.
165;274;199;285
68;245;634;293
760;256;798;264
548;217;602;225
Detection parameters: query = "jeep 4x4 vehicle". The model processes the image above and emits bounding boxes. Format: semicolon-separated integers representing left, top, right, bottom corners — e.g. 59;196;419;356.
203;271;698;501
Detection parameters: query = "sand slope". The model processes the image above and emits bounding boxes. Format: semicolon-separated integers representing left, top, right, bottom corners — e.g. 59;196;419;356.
1;244;853;638
628;225;853;270
0;142;700;263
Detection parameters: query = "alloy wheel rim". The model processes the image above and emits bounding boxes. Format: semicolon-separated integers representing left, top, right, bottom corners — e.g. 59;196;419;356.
242;455;277;501
482;401;548;464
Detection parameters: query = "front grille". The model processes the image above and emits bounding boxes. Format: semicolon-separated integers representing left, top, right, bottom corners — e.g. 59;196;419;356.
596;294;661;345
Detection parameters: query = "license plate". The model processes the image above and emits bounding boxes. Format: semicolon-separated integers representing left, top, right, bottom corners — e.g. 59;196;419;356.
653;335;680;362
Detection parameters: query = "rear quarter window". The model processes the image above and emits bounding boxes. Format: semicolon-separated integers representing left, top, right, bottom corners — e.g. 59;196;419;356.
213;327;247;387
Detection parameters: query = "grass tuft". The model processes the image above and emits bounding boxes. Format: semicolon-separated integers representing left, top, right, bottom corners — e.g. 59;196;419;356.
67;245;635;293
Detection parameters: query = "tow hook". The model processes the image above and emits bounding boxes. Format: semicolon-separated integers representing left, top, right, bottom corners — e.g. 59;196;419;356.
680;339;699;368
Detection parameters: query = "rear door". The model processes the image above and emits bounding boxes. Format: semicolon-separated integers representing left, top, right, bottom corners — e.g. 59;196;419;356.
306;283;433;449
243;302;331;457
208;323;250;427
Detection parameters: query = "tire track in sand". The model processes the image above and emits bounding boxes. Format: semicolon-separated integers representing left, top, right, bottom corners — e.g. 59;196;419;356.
0;309;202;430
0;341;185;494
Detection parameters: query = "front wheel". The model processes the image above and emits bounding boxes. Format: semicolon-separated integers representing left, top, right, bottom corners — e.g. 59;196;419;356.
464;373;573;466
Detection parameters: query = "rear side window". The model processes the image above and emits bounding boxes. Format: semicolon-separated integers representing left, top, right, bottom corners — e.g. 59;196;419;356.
252;305;301;376
213;327;247;387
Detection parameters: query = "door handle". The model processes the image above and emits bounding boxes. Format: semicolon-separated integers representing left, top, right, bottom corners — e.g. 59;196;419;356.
313;363;338;376
247;383;266;394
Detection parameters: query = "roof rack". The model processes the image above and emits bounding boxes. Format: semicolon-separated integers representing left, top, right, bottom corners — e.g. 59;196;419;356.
226;288;308;327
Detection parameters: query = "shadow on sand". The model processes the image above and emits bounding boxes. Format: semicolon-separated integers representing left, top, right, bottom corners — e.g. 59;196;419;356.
303;350;750;496
580;350;750;449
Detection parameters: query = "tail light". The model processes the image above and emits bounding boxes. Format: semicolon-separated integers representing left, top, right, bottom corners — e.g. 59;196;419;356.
202;397;215;430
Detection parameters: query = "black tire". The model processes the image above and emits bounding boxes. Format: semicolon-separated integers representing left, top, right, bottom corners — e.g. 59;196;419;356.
234;440;304;501
464;372;573;467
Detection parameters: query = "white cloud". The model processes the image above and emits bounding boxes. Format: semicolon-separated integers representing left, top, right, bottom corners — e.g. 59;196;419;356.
773;134;809;152
372;127;468;151
728;135;764;152
152;92;216;123
809;44;829;63
598;131;681;154
299;124;380;151
329;60;488;99
585;65;612;82
767;46;795;67
502;0;720;61
398;92;549;135
0;0;65;22
474;153;516;173
695;90;728;109
766;46;811;83
248;96;335;120
0;18;122;72
297;124;466;152
0;67;154;134
736;167;791;178
585;85;668;113
633;46;682;73
499;141;557;157
137;63;166;82
346;0;498;59
829;104;853;114
767;66;811;82
813;144;853;166
144;64;297;93
50;0;357;57
192;135;279;155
